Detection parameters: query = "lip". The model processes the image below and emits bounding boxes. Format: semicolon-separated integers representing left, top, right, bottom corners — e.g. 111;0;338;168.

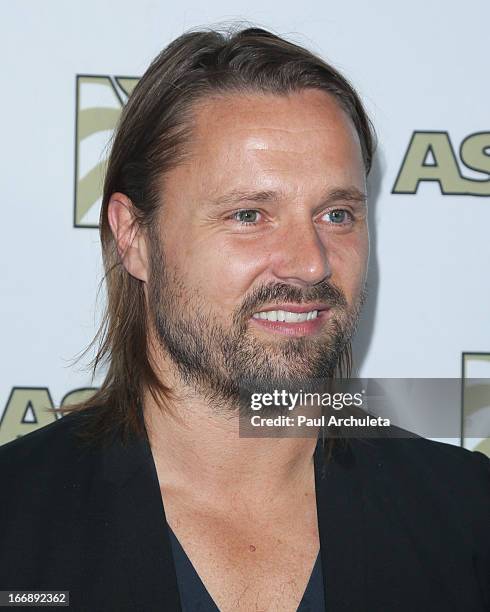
249;307;332;337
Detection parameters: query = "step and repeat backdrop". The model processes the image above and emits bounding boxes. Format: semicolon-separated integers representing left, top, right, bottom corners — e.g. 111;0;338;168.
1;0;489;453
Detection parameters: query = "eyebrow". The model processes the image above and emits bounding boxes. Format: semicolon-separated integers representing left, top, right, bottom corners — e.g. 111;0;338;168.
206;186;367;208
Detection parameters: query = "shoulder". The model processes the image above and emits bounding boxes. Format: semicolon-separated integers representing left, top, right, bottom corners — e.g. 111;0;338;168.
359;429;489;484
320;425;490;526
349;429;490;519
0;409;105;495
1;409;89;458
318;430;489;609
0;408;119;560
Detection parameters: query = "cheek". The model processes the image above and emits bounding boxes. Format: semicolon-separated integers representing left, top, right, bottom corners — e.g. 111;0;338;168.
327;231;369;297
174;237;268;312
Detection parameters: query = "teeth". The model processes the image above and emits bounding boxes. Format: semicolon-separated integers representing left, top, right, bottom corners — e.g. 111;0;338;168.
252;309;319;322
284;311;297;323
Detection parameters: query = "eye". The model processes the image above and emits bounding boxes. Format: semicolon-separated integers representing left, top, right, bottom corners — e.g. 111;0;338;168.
232;209;261;225
322;209;354;225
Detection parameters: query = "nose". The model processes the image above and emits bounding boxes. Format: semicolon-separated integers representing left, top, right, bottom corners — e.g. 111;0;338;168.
270;218;331;286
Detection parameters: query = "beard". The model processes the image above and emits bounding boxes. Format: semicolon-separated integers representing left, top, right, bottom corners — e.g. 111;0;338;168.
147;232;366;416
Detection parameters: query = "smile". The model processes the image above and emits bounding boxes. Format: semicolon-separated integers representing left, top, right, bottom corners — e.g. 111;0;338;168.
252;309;318;322
250;305;331;337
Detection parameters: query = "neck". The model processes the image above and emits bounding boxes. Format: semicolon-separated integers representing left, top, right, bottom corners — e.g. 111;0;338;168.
143;383;320;511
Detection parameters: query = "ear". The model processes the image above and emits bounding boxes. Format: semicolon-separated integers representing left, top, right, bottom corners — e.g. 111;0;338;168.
107;193;149;282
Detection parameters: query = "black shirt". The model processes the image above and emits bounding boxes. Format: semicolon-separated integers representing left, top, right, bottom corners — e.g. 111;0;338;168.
168;526;325;611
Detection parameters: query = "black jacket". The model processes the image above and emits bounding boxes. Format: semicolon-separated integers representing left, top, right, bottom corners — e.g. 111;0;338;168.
0;409;489;611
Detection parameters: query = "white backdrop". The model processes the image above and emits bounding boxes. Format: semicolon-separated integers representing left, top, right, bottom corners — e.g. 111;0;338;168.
1;0;489;447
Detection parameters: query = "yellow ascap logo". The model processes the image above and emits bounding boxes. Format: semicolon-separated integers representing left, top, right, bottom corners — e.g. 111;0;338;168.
74;75;139;227
392;131;490;196
461;352;490;457
0;387;96;445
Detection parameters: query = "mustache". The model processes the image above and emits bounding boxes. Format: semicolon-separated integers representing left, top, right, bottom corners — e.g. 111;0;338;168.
236;279;348;322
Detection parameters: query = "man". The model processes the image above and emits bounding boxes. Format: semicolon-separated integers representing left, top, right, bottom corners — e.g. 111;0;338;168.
0;26;488;612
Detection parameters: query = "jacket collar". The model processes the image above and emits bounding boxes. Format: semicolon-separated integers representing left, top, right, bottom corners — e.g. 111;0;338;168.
97;418;182;610
315;439;368;612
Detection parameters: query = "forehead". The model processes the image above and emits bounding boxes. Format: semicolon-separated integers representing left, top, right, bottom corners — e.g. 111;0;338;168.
164;89;364;198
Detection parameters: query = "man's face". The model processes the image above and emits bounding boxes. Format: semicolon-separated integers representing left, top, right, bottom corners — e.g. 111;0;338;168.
147;89;369;409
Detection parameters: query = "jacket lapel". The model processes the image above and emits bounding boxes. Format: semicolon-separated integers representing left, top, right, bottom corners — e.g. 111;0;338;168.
315;438;367;612
99;425;182;611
